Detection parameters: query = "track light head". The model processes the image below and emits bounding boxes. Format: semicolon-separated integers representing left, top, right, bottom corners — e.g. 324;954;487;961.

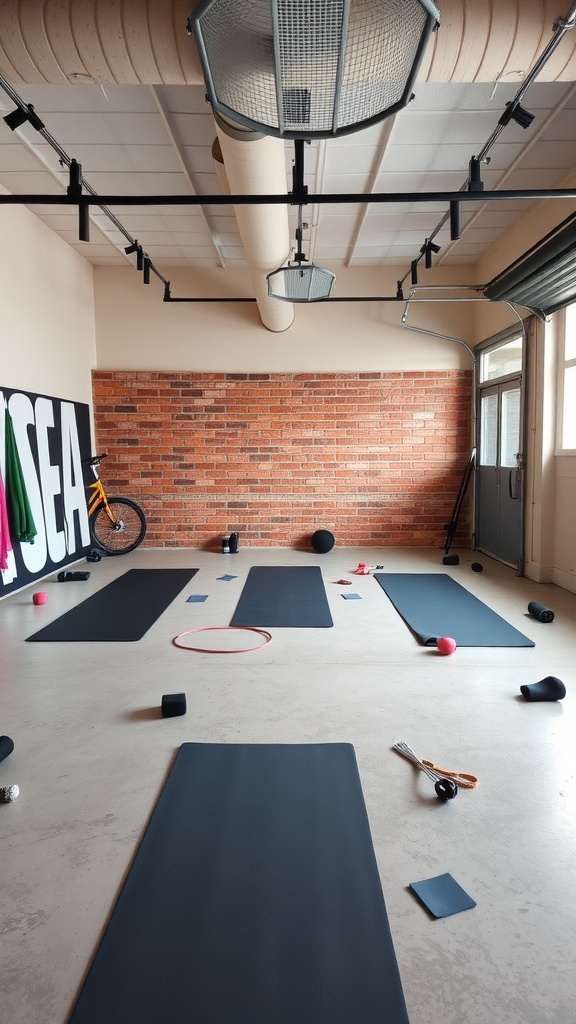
2;103;45;132
468;156;484;193
499;101;535;130
411;260;418;285
3;107;28;131
125;240;144;269
396;282;404;301
143;257;151;284
421;238;441;268
449;200;461;241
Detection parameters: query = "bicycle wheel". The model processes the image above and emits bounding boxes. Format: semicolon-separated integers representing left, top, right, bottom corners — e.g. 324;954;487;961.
90;497;147;555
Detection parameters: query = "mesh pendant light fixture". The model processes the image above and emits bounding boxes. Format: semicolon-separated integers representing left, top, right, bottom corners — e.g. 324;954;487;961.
189;0;440;139
267;200;336;301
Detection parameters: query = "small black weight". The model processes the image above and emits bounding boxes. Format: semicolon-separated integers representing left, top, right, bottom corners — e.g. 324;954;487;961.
58;571;91;582
161;693;187;718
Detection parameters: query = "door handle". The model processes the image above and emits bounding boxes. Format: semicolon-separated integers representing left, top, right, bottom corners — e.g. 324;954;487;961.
509;467;519;499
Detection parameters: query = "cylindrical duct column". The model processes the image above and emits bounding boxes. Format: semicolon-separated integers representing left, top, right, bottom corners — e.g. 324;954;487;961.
213;115;294;332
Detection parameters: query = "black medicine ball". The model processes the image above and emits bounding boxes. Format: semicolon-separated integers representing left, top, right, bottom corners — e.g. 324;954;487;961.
311;529;335;553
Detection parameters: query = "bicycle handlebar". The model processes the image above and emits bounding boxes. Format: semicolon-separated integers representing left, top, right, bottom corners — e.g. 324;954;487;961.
83;453;108;466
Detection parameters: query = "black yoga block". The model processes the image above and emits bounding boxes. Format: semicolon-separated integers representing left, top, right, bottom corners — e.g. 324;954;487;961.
0;735;14;764
443;554;460;565
162;693;187;718
527;601;554;623
58;571;91;582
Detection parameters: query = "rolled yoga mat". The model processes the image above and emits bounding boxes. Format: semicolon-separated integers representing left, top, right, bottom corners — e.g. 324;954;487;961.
527;601;554;623
68;743;409;1024
26;569;198;642
373;573;535;647
230;565;333;627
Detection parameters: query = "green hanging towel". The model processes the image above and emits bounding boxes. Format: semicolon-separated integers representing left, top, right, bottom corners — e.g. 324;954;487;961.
4;408;37;544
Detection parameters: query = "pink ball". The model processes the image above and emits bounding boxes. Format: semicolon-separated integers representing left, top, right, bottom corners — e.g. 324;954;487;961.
437;636;457;655
33;592;48;606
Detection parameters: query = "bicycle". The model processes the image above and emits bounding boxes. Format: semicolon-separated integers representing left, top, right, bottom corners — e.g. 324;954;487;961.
83;453;147;555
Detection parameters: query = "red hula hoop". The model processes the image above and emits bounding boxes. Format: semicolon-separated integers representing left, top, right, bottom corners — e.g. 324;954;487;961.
172;625;273;653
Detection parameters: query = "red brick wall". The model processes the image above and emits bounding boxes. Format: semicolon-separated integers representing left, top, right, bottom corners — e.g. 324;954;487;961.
91;370;472;548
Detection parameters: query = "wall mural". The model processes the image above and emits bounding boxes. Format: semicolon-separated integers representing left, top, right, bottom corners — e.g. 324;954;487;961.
0;386;92;597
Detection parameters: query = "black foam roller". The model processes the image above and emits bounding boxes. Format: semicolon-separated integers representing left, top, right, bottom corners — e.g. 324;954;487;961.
0;735;14;764
528;601;554;623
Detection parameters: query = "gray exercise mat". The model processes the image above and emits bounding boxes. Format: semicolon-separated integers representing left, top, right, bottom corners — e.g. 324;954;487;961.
374;572;534;646
230;565;334;627
27;568;198;642
68;742;409;1024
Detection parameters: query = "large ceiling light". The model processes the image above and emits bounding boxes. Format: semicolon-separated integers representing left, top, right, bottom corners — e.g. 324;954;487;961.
189;0;440;140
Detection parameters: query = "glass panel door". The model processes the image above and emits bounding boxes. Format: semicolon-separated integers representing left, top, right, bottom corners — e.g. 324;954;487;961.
476;379;524;568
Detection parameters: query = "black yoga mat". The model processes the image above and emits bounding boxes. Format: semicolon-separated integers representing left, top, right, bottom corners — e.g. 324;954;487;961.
69;743;409;1024
230;565;333;627
373;572;535;647
26;568;198;642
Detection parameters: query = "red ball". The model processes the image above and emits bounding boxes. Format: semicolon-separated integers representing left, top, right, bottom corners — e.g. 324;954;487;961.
437;636;457;655
33;592;48;605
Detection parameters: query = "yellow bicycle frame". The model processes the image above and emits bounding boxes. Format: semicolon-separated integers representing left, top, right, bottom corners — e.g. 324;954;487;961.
87;478;117;524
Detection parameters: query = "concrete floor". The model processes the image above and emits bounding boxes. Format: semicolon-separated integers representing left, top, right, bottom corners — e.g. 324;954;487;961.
1;545;575;1023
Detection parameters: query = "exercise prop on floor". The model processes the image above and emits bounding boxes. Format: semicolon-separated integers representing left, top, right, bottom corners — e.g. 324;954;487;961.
0;736;19;803
173;625;273;653
520;676;566;701
373;573;535;647
392;741;478;801
409;873;477;919
68;742;409;1024
230;566;333;627
26;569;198;642
527;601;554;623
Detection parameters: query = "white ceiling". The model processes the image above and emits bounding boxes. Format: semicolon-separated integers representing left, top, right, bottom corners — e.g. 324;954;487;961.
1;75;576;283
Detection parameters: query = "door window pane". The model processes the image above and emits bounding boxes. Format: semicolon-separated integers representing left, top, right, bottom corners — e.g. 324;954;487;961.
500;388;520;467
566;303;576;360
480;393;498;465
480;336;523;382
562;365;576;449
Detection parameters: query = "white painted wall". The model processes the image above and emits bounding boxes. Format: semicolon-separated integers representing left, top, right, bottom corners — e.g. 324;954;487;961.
93;264;476;372
1;190;96;403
